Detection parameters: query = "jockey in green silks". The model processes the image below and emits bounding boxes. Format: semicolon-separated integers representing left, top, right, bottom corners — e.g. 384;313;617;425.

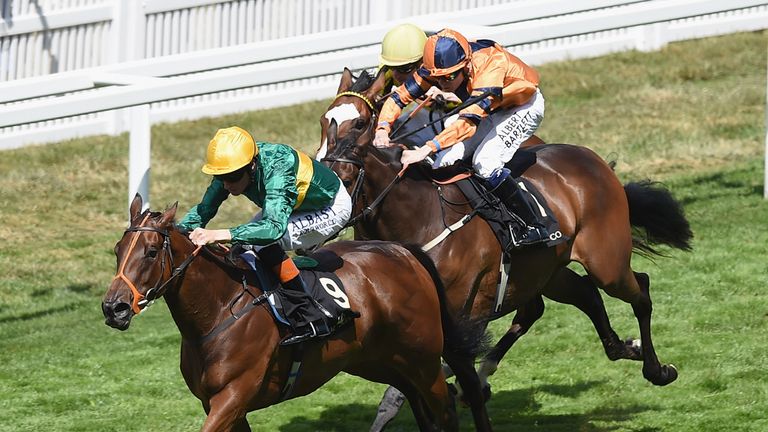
179;126;352;345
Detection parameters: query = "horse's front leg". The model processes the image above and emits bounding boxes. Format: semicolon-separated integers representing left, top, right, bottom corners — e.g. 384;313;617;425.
477;295;545;395
201;388;252;432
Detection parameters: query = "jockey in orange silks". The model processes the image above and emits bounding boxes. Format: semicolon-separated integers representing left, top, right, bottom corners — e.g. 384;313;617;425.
374;28;549;245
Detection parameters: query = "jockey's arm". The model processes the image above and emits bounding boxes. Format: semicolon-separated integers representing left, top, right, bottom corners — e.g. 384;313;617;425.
178;179;228;232
376;73;430;136
228;154;297;246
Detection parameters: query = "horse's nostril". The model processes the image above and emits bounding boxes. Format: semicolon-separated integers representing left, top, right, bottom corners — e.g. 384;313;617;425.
113;302;130;315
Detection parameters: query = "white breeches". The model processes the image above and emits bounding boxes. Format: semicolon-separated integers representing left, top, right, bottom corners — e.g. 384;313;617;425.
431;88;545;178
249;185;352;251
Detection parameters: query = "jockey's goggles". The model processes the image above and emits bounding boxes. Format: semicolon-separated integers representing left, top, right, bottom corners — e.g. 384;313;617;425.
393;61;420;74
215;166;248;183
434;68;462;82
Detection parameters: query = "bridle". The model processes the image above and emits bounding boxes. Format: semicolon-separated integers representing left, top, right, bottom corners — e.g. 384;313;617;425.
321;90;410;230
322;90;375;170
321;91;378;223
112;213;201;314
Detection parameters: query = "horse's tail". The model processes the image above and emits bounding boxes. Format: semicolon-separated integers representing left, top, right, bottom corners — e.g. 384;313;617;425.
624;180;693;257
402;244;489;358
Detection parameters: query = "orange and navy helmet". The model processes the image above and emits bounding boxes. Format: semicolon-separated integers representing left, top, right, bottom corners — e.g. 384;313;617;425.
422;29;471;77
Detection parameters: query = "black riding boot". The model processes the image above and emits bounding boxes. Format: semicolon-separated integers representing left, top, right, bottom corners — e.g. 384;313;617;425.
257;244;331;345
490;169;550;246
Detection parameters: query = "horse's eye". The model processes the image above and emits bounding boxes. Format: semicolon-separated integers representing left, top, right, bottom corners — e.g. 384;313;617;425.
147;248;158;259
354;118;367;130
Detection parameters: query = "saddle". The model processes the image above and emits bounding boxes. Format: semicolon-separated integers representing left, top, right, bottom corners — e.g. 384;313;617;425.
429;149;567;251
236;248;360;337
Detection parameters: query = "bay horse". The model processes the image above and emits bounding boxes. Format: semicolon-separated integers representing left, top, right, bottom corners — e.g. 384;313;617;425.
318;69;692;403
101;194;490;432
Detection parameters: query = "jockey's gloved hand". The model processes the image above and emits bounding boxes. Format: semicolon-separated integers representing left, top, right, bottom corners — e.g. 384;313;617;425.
374;129;393;148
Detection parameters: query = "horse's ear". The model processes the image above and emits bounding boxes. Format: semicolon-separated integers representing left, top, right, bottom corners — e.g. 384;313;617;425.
327;119;338;147
337;68;354;93
129;194;143;220
366;67;389;102
159;202;178;227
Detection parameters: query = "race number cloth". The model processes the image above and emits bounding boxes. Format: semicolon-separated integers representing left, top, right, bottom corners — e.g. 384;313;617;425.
240;251;358;331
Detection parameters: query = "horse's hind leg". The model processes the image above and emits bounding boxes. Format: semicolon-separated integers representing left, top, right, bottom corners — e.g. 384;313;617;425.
413;366;458;432
477;267;643;393
387;373;457;432
585;262;677;386
443;352;493;432
630;271;678;385
478;295;545;393
543;268;642;361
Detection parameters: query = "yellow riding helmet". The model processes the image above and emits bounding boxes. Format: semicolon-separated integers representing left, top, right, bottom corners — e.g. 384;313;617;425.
201;126;258;175
379;23;427;66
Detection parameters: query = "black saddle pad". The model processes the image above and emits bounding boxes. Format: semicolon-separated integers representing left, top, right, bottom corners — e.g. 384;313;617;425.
240;252;359;331
454;150;567;251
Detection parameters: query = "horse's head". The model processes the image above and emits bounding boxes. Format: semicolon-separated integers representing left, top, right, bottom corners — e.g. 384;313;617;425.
317;68;387;158
102;194;180;330
319;68;392;188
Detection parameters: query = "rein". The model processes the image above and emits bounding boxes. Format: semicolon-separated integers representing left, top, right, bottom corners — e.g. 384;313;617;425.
390;89;493;142
321;88;457;237
345;170;402;227
112;214;202;314
323;89;391;227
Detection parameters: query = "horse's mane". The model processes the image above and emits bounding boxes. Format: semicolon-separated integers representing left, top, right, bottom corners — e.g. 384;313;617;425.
349;69;376;93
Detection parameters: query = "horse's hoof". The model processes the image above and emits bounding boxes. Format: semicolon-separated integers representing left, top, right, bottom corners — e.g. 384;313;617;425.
662;364;678;385
606;337;642;361
648;364;678;386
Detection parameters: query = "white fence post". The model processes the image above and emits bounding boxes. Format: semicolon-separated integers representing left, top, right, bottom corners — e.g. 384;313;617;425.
764;58;768;199
128;105;151;217
638;22;669;52
110;0;147;136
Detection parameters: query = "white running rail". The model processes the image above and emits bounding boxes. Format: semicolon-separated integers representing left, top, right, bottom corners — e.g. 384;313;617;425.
1;0;767;207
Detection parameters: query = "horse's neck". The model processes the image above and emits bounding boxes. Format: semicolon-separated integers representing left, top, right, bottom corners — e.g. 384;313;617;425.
361;153;458;242
164;244;259;341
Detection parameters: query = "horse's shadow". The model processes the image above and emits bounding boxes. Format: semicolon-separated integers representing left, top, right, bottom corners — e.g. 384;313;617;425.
0;283;93;324
276;380;658;432
484;381;659;432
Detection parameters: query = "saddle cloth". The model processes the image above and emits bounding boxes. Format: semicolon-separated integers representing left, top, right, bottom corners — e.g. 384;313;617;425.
451;149;568;251
239;250;359;332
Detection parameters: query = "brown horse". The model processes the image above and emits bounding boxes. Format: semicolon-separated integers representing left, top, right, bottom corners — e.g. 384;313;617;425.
318;69;693;402
101;195;490;432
